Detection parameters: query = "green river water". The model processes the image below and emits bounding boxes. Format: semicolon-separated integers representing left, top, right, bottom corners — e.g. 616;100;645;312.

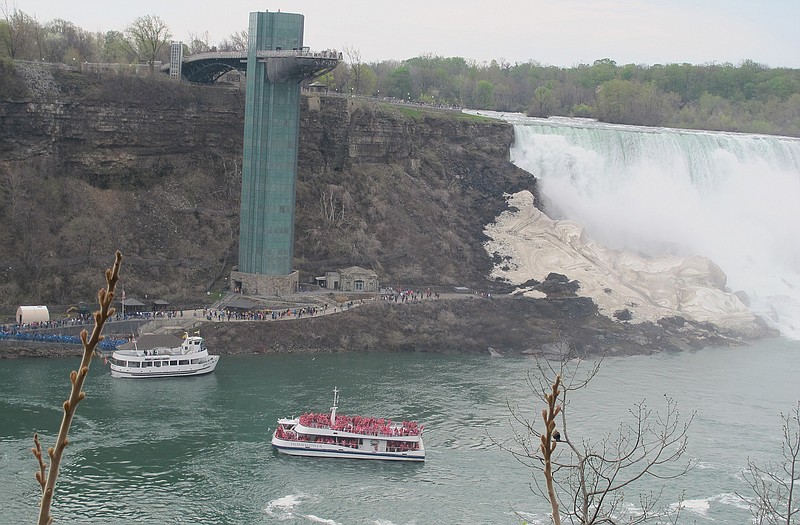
2;339;799;524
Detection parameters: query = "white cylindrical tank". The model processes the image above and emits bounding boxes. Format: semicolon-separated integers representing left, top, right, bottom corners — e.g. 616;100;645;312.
16;305;50;325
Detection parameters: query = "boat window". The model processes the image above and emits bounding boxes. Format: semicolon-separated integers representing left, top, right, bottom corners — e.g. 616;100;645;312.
131;362;140;367
170;360;177;366
154;361;161;367
144;361;152;367
179;360;189;365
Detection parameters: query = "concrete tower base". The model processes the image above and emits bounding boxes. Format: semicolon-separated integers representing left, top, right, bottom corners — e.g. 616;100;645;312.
230;270;299;297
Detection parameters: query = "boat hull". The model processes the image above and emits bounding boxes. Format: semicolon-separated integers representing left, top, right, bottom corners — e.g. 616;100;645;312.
271;436;425;462
110;356;219;379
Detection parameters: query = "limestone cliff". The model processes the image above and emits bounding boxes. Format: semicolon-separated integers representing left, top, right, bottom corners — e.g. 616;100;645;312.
0;63;771;352
0;64;534;308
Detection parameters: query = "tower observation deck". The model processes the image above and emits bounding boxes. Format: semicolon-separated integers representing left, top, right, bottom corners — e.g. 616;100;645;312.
232;11;339;296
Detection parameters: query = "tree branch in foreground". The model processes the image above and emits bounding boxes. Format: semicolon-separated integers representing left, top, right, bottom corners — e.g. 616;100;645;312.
503;340;694;524
739;401;800;525
31;251;122;525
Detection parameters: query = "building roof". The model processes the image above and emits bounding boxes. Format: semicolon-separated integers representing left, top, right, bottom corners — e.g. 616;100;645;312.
116;334;183;351
339;266;378;276
224;297;261;310
121;298;145;307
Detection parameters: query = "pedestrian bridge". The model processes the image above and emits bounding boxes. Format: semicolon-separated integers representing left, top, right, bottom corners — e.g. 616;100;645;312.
161;49;342;84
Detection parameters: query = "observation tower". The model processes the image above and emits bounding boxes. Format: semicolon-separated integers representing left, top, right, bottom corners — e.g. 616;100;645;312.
231;11;339;296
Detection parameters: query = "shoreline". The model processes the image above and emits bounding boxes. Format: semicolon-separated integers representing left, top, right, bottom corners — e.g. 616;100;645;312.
0;340;84;358
2;296;768;359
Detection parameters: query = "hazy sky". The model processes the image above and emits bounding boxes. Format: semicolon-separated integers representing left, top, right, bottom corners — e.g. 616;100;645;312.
15;0;800;67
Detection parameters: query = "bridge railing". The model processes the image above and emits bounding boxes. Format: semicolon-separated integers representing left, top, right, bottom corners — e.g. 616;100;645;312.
183;49;343;63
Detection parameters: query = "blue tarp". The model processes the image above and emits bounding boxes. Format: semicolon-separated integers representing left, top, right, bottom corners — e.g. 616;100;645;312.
0;331;126;350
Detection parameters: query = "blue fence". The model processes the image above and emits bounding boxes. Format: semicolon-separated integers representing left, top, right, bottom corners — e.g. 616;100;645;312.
0;331;127;351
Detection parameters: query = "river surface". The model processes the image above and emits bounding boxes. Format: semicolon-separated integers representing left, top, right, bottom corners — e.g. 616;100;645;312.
2;339;799;524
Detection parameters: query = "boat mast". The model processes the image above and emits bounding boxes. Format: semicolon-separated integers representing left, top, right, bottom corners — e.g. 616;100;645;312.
330;387;339;426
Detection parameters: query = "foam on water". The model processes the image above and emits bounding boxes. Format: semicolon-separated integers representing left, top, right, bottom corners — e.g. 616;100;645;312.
304;515;341;525
681;498;711;517
264;493;306;519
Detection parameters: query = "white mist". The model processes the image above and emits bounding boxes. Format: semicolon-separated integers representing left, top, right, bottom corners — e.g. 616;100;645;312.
497;114;800;338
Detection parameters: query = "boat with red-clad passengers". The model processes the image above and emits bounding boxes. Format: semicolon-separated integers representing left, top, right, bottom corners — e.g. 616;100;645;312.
271;388;425;462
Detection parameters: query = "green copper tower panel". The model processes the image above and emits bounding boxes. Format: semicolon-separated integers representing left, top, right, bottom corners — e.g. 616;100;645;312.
238;12;305;275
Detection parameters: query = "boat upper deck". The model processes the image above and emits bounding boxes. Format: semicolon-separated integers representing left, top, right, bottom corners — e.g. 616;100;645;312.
295;412;423;439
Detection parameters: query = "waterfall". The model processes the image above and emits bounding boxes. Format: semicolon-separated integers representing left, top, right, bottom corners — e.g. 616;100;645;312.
489;112;800;338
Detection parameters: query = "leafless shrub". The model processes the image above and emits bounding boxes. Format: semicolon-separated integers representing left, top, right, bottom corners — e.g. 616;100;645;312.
739;402;800;525
501;339;694;524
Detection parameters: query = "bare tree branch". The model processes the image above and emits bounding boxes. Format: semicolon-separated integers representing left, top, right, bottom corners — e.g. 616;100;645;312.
503;338;694;524
31;251;122;525
739;401;800;525
125;14;171;74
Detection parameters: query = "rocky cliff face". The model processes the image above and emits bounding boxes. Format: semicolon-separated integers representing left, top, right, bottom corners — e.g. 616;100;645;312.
0;63;771;352
0;64;535;309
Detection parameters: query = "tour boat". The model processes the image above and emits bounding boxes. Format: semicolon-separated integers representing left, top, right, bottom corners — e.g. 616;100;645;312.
108;333;219;379
271;388;425;462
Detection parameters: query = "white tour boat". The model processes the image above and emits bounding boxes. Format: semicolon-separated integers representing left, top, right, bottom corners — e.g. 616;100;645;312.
271;388;425;462
109;333;219;379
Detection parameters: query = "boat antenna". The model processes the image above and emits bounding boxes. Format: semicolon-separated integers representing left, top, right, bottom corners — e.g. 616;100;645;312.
331;387;339;426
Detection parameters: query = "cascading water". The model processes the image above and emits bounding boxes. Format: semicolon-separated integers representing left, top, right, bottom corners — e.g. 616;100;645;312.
486;112;800;339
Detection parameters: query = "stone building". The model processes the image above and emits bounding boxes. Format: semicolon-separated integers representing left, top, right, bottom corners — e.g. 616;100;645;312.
323;266;379;292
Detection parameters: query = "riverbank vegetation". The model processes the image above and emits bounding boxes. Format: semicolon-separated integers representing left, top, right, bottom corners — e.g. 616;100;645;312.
2;8;799;136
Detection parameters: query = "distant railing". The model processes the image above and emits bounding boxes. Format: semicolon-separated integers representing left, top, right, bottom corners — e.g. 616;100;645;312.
182;49;343;63
15;59;161;77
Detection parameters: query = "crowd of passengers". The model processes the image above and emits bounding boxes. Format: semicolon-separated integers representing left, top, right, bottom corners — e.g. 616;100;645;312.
274;427;421;451
298;412;422;436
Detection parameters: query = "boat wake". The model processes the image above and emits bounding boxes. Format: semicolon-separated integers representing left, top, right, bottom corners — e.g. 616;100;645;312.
264;493;306;519
265;493;343;523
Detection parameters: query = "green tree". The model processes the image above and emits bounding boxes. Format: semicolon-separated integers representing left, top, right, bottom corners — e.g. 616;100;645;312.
530;84;555;116
386;65;412;100
475;79;494;108
101;30;134;63
596;79;678;126
0;5;38;60
125;14;171;74
578;58;618;90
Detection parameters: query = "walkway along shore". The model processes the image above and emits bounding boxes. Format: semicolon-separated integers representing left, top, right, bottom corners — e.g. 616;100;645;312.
0;289;479;358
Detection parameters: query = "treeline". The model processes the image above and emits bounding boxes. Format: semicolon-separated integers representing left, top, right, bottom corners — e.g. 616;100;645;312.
2;7;799;136
0;8;245;71
332;55;800;136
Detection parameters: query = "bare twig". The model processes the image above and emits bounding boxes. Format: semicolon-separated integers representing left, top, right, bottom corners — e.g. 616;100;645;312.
33;251;122;525
504;337;694;524
739;401;800;525
540;374;563;525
